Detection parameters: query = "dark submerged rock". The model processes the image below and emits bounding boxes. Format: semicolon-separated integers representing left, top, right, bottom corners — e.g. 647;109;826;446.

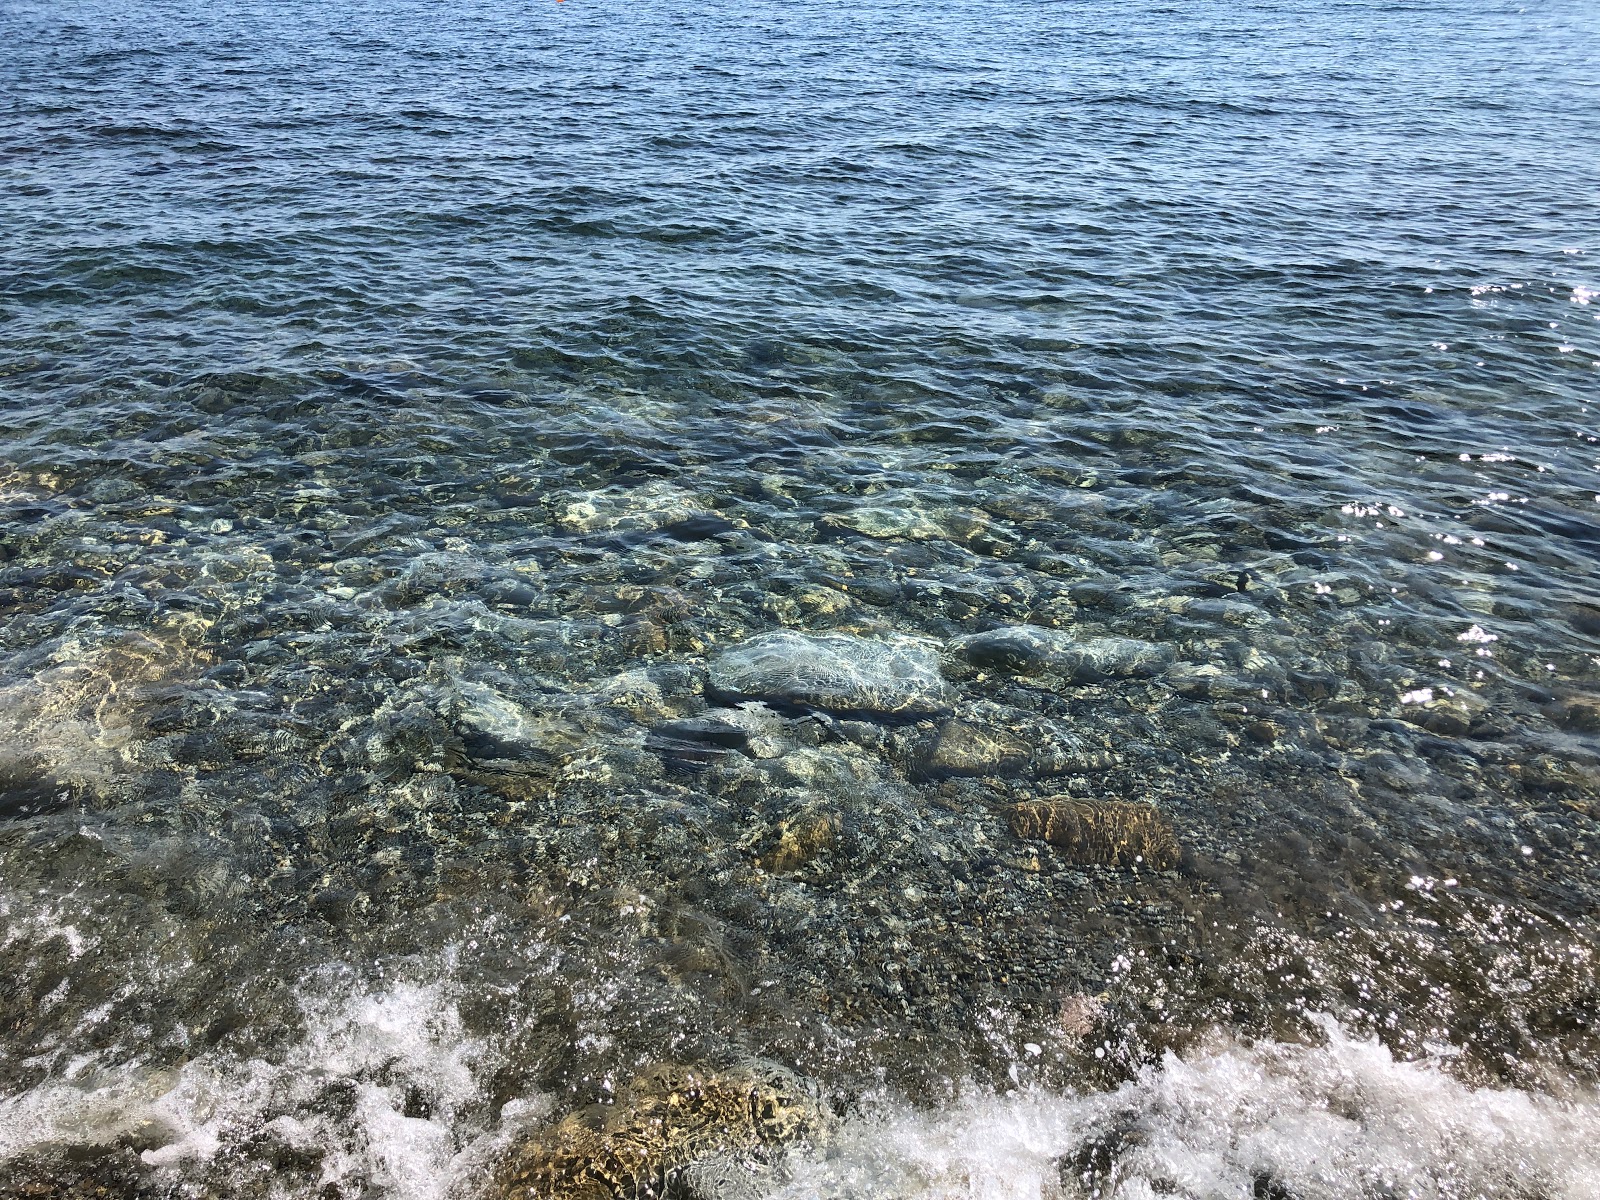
645;716;751;773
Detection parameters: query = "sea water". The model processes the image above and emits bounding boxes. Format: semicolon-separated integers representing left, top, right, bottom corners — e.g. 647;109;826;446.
2;0;1598;1196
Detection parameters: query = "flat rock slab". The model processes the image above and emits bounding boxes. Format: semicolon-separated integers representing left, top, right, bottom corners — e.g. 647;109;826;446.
951;626;1173;682
708;631;954;718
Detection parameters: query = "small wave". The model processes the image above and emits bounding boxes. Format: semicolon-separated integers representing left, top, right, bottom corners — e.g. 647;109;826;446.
4;1007;1597;1200
0;969;529;1200
771;1016;1600;1200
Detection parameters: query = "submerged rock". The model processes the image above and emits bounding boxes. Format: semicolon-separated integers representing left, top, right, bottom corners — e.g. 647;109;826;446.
757;805;841;873
918;719;1028;778
496;1063;821;1200
644;716;751;773
816;494;989;544
708;632;953;718
556;481;715;536
951;626;1173;682
1008;798;1179;869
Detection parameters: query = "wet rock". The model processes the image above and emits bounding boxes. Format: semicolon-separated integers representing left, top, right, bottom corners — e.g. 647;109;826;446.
767;744;883;792
757;806;841;873
819;506;945;542
918;720;1028;778
1008;798;1180;869
708;631;953;718
588;667;700;725
556;481;713;536
0;757;75;821
1555;696;1600;734
645;717;751;773
454;683;548;760
1518;753;1600;793
1066;580;1137;613
496;1063;821;1200
696;701;790;760
383;551;484;605
1164;664;1279;702
817;495;989;544
1288;667;1340;702
951;626;1173;682
1398;684;1489;739
1357;751;1431;793
1030;734;1119;777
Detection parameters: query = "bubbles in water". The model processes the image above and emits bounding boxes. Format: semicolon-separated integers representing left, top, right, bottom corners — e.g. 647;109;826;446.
770;1017;1600;1200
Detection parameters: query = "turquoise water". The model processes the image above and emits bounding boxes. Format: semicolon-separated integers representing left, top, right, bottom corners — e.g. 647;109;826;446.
2;0;1599;1195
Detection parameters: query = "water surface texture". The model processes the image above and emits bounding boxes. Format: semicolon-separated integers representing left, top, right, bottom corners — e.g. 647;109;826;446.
3;0;1600;1196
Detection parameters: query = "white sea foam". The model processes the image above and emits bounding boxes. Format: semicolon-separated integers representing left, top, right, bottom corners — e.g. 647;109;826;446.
4;1001;1598;1200
771;1016;1600;1200
0;970;534;1200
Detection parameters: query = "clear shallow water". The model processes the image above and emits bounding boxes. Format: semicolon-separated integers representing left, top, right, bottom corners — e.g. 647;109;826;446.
2;0;1599;1195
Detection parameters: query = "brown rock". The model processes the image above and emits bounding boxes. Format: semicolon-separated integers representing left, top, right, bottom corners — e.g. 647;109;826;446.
496;1064;819;1200
758;810;840;873
1557;697;1600;734
1008;798;1179;869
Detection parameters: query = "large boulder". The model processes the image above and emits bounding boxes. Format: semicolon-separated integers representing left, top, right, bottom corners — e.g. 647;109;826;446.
708;631;954;718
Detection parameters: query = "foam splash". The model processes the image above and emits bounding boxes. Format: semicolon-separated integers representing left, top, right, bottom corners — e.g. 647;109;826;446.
771;1017;1600;1200
0;971;529;1200
5;1003;1599;1200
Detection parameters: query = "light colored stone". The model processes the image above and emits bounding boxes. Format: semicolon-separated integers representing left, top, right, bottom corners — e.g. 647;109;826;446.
709;632;953;717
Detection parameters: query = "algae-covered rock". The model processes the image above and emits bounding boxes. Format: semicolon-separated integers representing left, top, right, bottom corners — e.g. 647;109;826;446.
1008;798;1179;869
757;807;841;873
951;627;1172;682
708;632;953;718
495;1063;821;1200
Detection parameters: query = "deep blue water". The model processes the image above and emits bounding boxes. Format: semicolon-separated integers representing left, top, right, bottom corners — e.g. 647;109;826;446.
2;1;1600;1196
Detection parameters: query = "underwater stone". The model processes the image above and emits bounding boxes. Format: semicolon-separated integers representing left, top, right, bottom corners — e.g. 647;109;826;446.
496;1063;821;1200
758;807;840;873
919;720;1028;778
819;506;946;541
708;632;953;718
817;495;989;543
455;682;543;755
1411;686;1488;738
1556;696;1600;734
556;481;712;535
951;626;1173;681
644;717;751;773
1008;798;1179;869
